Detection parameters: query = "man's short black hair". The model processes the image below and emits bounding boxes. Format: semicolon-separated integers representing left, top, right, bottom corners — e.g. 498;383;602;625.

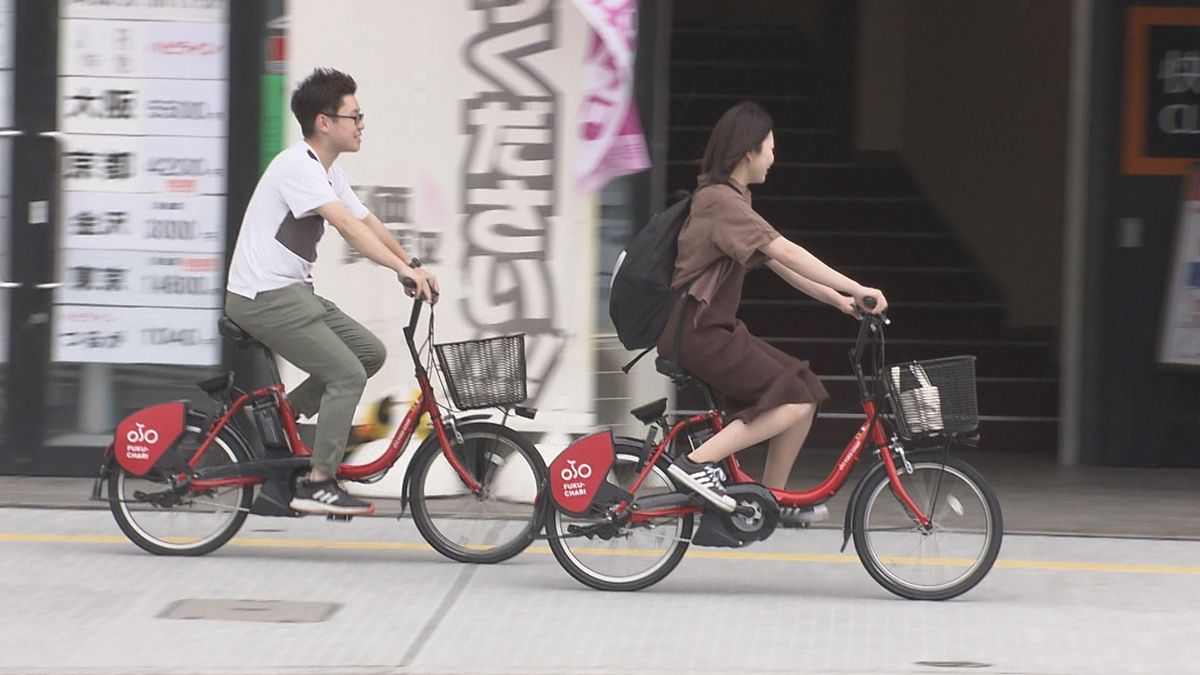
291;68;357;138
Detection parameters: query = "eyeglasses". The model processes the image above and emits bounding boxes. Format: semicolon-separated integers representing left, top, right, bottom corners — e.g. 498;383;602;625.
323;111;365;124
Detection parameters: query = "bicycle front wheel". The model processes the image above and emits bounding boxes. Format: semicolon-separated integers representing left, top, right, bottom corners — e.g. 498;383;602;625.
546;443;693;592
109;413;253;556
408;422;547;564
851;452;1003;600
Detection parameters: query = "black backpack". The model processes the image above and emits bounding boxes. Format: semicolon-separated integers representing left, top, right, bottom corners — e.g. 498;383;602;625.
609;189;696;364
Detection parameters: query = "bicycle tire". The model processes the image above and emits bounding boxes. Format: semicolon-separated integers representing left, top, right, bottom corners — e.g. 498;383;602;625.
109;412;253;556
851;451;1003;600
546;442;693;592
408;421;547;564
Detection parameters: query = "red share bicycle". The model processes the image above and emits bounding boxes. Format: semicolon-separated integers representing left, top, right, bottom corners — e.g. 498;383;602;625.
545;301;1003;599
95;292;548;564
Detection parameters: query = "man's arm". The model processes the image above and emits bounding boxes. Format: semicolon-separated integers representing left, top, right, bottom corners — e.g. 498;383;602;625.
362;212;414;264
362;212;440;298
316;201;435;301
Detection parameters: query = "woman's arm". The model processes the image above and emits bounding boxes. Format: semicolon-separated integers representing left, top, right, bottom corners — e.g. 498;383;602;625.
766;260;858;316
762;235;887;313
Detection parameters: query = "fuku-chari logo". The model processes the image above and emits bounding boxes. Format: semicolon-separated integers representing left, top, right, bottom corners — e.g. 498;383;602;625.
124;422;159;460
559;460;594;498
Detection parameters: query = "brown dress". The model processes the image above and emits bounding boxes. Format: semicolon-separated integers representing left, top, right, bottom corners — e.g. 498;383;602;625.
656;179;829;423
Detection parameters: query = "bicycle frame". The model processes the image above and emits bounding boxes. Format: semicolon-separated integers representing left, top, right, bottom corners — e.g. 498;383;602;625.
619;314;931;528
177;297;481;494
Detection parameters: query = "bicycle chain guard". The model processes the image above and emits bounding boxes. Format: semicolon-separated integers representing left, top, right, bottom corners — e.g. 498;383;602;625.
548;430;630;516
113;401;189;476
692;483;779;548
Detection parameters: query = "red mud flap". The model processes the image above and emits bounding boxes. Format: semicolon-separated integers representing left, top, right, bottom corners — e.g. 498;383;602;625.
113;401;189;476
547;430;631;516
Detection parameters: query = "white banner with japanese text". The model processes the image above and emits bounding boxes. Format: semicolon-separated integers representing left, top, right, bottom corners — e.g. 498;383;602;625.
289;0;597;433
55;2;228;365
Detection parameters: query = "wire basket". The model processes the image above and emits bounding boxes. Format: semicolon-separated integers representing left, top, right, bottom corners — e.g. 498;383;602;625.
884;355;978;440
434;333;528;410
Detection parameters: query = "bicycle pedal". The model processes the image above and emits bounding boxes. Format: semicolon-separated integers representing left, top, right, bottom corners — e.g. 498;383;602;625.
326;514;354;522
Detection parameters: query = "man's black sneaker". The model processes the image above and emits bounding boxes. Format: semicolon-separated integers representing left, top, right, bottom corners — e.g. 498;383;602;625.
778;504;829;528
290;479;375;516
668;454;729;495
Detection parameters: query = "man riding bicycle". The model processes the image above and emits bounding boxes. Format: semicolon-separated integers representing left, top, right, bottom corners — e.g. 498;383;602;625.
225;67;438;516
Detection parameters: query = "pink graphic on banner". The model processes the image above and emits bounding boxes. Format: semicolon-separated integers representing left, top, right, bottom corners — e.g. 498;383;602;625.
570;0;650;192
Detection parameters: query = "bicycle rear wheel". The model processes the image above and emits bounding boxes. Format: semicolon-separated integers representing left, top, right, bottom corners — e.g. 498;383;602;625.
109;413;252;556
408;422;547;564
851;452;1002;600
546;442;693;592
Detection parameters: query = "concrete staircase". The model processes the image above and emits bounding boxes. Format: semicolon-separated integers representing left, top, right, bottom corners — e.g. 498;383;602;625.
664;21;1059;453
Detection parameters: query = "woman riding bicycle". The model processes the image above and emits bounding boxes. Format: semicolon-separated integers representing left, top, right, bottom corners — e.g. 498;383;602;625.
662;101;888;525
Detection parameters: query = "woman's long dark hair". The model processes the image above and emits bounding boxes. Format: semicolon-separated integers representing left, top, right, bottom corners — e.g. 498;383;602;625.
698;101;774;186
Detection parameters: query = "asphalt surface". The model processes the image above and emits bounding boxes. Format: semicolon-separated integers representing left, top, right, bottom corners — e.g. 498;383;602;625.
1;450;1199;674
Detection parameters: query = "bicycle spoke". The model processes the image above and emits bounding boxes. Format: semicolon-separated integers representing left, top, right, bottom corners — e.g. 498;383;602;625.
548;449;692;591
409;423;545;563
855;458;999;598
110;421;252;555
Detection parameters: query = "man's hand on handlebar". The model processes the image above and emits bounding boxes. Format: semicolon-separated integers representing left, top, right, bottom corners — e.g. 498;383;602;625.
398;269;439;304
420;268;441;301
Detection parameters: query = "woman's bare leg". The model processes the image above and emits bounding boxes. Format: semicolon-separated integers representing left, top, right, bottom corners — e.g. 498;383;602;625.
762;403;815;489
688;402;810;464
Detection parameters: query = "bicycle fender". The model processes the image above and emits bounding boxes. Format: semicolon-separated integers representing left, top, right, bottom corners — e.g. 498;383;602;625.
400;432;442;514
398;415;496;512
114;402;190;476
92;445;116;502
840;457;892;552
548;431;623;516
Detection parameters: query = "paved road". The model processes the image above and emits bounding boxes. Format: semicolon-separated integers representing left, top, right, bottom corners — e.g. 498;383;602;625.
1;506;1198;674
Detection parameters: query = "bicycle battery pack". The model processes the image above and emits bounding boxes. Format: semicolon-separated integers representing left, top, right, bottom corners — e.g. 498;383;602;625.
251;393;289;451
113;401;189;476
548;430;629;516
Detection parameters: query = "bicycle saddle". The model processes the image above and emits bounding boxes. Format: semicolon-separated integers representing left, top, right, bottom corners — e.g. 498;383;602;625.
197;371;234;396
630;398;667;424
218;315;261;348
654;356;693;383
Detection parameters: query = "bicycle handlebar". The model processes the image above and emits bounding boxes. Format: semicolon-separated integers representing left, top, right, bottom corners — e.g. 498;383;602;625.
850;301;890;401
401;277;427;374
400;276;439;303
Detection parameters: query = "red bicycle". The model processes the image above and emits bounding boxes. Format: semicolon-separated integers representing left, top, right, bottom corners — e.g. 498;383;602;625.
545;305;1003;599
96;294;548;564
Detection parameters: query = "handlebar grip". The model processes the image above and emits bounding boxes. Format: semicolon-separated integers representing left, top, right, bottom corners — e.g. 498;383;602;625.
401;275;439;304
861;296;877;310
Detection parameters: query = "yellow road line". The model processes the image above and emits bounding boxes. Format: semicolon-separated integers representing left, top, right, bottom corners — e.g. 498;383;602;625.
3;533;1200;576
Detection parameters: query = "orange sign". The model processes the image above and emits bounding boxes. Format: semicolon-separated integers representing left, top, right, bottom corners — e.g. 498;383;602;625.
1122;7;1200;175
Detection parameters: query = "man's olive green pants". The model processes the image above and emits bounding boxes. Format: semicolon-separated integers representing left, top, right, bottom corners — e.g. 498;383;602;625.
225;283;385;477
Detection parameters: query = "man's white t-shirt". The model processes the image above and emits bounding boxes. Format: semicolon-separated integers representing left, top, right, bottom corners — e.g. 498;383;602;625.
227;141;369;299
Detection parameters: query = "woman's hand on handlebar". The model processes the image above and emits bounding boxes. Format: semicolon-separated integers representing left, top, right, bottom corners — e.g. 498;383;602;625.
856;287;888;315
834;293;860;318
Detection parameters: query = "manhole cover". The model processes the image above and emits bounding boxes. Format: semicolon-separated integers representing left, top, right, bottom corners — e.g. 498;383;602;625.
914;662;992;669
159;599;340;623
